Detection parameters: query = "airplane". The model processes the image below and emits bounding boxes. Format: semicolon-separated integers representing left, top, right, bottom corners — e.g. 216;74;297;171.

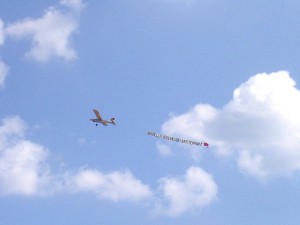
90;109;116;126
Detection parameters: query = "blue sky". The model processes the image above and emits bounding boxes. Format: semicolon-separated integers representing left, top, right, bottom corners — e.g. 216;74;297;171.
1;0;300;224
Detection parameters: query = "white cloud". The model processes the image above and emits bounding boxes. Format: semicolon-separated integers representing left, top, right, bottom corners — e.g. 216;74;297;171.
5;0;84;62
161;71;300;178
0;116;152;201
71;169;152;201
0;116;52;196
154;166;217;216
0;140;52;196
0;20;8;88
0;116;217;215
0;19;4;45
0;60;9;88
60;0;85;11
0;116;26;148
156;141;173;156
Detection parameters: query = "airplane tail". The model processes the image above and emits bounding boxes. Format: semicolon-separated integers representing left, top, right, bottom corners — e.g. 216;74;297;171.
110;118;116;125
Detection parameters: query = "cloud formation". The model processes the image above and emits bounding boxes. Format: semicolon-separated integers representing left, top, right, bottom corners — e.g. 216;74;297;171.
0;116;217;215
0;20;8;88
70;169;152;201
156;141;173;156
0;60;9;88
154;167;217;216
0;116;52;195
60;0;85;11
162;71;300;178
5;0;84;62
0;19;4;45
0;116;151;201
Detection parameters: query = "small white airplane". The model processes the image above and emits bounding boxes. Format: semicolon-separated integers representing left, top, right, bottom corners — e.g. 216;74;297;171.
90;109;116;126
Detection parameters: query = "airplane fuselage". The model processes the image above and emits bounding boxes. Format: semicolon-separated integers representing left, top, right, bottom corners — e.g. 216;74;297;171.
90;119;115;126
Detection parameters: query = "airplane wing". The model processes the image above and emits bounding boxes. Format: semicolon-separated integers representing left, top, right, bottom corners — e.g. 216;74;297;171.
93;109;103;120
